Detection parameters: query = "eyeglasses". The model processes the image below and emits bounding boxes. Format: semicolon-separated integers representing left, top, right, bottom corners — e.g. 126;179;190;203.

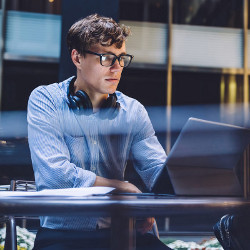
83;50;134;68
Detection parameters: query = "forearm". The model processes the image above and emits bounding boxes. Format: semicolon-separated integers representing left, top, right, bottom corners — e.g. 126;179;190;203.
94;176;141;193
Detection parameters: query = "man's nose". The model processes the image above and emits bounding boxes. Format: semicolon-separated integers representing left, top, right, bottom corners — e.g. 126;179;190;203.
110;59;123;72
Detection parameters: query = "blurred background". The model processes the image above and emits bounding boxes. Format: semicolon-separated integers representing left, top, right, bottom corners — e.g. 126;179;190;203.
0;0;249;180
0;0;249;243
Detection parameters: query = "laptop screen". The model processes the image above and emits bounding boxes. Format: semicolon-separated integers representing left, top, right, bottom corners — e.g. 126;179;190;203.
153;118;250;196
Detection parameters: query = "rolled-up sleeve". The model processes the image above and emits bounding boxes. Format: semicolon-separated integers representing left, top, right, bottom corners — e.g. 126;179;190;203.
130;104;167;191
27;86;96;191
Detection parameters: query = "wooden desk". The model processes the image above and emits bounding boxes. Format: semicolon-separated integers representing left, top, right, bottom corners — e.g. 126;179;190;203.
0;195;250;250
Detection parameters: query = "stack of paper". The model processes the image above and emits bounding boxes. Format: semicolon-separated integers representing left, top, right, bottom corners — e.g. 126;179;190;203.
0;187;115;197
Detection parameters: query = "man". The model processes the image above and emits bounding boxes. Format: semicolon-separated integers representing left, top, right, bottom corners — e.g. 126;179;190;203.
28;14;170;249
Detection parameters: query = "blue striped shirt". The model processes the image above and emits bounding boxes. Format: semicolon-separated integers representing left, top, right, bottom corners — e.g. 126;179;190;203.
27;76;167;230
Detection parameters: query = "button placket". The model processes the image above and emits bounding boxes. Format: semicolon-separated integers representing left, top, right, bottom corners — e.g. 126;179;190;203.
90;119;99;173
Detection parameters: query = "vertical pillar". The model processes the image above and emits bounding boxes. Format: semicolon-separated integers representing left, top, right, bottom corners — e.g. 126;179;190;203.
4;216;17;250
243;145;250;198
243;0;249;125
0;0;7;110
166;0;173;154
111;213;136;250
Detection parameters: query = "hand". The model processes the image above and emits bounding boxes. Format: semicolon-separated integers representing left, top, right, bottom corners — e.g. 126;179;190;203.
94;176;141;193
113;181;142;193
136;217;155;235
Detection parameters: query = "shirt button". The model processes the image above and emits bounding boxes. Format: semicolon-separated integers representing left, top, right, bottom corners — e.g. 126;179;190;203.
93;140;97;145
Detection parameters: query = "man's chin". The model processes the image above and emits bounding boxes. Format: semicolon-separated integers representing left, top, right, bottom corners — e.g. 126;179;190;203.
107;86;119;95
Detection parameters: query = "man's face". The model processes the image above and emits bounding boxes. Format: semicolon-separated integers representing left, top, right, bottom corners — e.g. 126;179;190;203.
75;42;126;96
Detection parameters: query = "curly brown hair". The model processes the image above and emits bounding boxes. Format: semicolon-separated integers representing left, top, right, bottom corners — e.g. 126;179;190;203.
67;13;131;55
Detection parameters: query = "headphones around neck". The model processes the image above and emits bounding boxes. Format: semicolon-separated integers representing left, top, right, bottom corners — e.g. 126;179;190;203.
67;77;120;119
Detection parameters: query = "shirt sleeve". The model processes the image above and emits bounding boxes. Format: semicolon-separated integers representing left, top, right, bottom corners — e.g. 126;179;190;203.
130;104;167;191
27;86;96;191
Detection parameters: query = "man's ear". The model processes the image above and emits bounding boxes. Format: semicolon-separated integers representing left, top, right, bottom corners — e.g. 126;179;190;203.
71;49;82;69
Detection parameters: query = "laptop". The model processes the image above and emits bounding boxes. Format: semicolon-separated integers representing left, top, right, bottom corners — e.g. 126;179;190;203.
152;117;250;196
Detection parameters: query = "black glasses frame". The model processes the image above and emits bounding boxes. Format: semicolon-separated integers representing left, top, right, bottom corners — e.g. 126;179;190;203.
83;50;134;67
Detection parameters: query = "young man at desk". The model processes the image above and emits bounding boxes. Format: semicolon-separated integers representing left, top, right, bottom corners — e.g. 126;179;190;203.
28;13;170;249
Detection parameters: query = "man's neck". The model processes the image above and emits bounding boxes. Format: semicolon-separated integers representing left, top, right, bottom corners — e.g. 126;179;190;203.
74;78;108;111
89;93;109;112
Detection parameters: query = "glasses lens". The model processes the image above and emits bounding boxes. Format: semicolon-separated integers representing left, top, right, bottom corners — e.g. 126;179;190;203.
120;55;132;67
101;54;116;67
101;54;133;67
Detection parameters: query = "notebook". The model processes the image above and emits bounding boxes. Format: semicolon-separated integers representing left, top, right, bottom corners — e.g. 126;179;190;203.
152;117;250;196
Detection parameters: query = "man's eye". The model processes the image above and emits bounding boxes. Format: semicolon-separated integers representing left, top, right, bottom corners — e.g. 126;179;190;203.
103;55;114;61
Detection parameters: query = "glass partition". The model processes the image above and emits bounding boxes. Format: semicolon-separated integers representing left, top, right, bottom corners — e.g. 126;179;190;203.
172;0;243;69
6;0;61;14
121;21;167;65
119;0;168;67
5;11;61;60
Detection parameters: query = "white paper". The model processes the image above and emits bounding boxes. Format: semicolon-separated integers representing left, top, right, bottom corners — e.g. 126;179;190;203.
0;186;115;197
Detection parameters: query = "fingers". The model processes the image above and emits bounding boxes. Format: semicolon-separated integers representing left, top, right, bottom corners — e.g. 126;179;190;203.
113;180;142;193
